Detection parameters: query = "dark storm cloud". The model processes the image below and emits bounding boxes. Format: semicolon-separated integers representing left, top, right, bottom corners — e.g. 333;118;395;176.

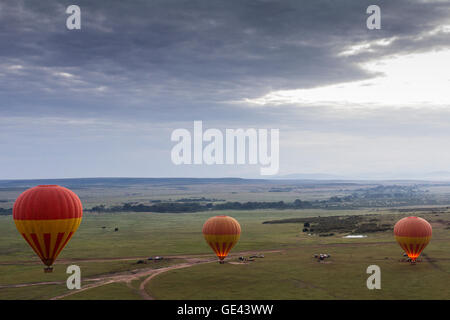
1;0;450;179
1;0;449;121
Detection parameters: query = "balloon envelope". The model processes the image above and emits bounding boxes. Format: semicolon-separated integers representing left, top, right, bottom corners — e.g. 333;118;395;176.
394;216;432;261
202;215;241;261
13;185;83;271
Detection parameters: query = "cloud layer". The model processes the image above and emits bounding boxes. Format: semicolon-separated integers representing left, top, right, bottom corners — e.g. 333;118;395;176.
1;0;450;178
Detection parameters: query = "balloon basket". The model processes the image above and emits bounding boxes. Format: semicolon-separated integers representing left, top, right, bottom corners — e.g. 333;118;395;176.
219;260;225;264
44;267;54;273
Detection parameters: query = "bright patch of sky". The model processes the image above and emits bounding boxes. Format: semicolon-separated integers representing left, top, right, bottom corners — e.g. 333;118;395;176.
243;48;450;109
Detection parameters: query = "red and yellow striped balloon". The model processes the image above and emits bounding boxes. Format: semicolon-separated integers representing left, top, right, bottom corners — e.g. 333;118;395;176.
394;216;432;262
202;215;241;263
13;185;83;272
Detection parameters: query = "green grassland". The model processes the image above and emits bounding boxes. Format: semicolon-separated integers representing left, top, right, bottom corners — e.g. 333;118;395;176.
0;284;70;300
62;282;142;300
0;258;183;286
147;241;450;300
146;210;450;300
0;208;385;263
0;206;449;300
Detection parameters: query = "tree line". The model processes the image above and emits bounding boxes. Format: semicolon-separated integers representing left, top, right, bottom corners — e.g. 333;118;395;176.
0;208;12;215
87;199;314;213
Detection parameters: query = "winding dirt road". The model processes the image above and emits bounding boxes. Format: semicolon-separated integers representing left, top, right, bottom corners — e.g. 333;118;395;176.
0;250;282;300
49;257;217;300
138;259;217;300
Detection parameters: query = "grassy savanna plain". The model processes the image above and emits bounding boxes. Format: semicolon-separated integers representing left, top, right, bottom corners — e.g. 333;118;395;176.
0;179;449;300
1;210;449;300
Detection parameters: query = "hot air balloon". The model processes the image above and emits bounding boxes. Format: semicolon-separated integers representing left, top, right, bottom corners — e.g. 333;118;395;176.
202;215;241;264
394;216;432;263
13;185;83;272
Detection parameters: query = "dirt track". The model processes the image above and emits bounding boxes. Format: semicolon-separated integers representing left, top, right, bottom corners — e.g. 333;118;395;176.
138;259;216;300
0;250;282;300
48;256;217;300
0;250;281;266
50;251;284;300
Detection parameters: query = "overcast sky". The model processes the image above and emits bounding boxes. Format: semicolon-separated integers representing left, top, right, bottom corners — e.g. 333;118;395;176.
1;0;450;179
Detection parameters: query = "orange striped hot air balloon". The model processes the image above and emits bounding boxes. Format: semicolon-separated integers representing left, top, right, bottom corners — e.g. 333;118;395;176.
202;215;241;264
394;216;432;263
13;185;83;272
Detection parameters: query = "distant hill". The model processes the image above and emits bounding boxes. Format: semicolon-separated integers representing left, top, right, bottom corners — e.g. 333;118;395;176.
274;173;347;180
275;171;450;181
0;177;262;189
1;175;449;191
0;177;368;190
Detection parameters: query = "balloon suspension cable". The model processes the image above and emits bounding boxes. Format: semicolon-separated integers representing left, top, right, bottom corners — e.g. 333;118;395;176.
44;266;54;273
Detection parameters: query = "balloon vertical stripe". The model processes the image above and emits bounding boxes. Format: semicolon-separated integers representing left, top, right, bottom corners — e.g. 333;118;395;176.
44;233;51;258
54;231;75;260
30;233;45;260
51;232;66;259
